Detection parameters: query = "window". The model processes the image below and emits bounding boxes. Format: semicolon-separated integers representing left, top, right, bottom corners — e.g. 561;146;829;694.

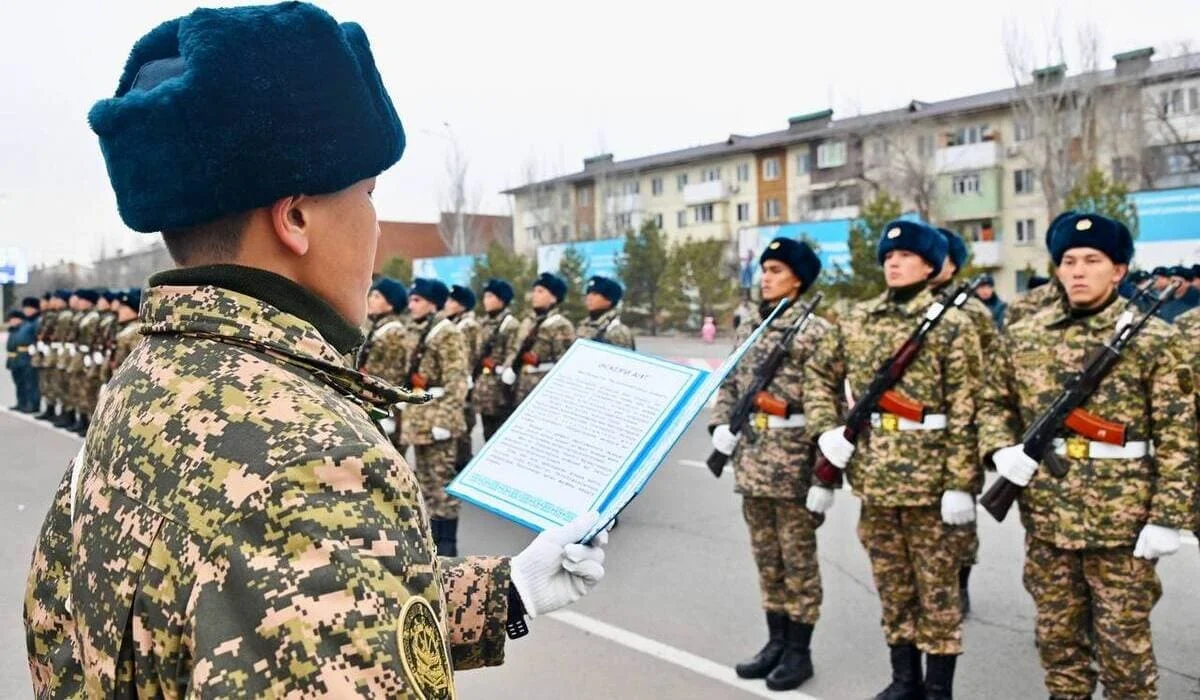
677;210;687;227
651;177;663;196
951;124;990;145
1015;218;1036;245
762;158;780;180
1013;168;1036;194
619;180;639;195
702;167;721;182
952;172;980;195
614;213;632;231
817;141;847;169
795;152;812;174
1191;87;1200;112
737;202;750;222
870;140;888;164
736;163;751;182
1112;156;1137;183
677;173;689;191
524;225;539;241
916;134;935;157
1013;121;1033;142
578;188;591;206
561;191;570;208
1161;89;1184;116
764;198;781;221
812;187;856;210
651;213;663;230
693;204;715;223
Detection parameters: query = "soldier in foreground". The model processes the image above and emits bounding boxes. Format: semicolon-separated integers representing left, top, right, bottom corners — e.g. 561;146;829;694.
501;272;576;405
445;283;482;472
576;274;635;350
980;213;1196;700
24;4;607;697
473;278;520;439
806;220;981;700
710;238;829;691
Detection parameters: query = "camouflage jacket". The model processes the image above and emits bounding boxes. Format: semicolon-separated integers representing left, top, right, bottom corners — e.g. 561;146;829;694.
67;309;100;375
52;309;75;371
710;300;832;499
90;312;118;381
107;319;143;373
506;308;576;403
978;298;1198;549
1004;281;1066;328
805;287;983;506
576;308;636;350
359;311;409;386
472;310;520;416
399;315;470;445
24;267;511;699
31;310;55;369
453;311;483;378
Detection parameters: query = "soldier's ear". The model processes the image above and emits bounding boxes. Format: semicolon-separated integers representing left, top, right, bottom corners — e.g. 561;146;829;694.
269;195;311;257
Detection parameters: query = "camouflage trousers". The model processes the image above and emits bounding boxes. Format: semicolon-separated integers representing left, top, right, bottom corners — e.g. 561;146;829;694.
742;497;823;624
414;441;460;520
68;369;90;412
1022;535;1161;700
455;408;476;471
858;504;962;655
514;372;546;406
38;368;59;403
947;521;979;568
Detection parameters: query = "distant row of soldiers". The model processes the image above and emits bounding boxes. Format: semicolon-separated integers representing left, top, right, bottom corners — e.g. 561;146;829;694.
355;272;634;555
4;289;144;433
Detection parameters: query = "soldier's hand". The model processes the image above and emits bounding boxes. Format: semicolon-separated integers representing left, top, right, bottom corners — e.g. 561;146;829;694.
431;426;452;441
993;444;1037;486
1133;524;1181;560
817;427;855;469
805;486;835;514
940;490;976;525
501;367;517;385
511;511;607;617
711;424;739;455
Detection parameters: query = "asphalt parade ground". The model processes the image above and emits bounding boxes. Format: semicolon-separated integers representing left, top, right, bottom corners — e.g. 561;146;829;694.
0;339;1197;699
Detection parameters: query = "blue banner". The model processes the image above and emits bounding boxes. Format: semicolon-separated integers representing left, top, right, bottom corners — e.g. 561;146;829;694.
537;238;624;278
412;254;475;287
1131;187;1200;242
0;248;29;285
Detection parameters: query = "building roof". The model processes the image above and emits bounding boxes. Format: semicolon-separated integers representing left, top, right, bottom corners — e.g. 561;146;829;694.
374;213;515;270
504;52;1200;195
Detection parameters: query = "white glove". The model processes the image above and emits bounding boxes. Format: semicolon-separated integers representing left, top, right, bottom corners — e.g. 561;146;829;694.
993;444;1038;486
805;486;835;514
511;511;607;617
817;427;855;469
379;417;396;436
941;490;976;525
431;426;452;441
501;367;517;386
83;355;93;368
711;424;739;456
38;342;49;354
92;351;104;365
1133;524;1181;560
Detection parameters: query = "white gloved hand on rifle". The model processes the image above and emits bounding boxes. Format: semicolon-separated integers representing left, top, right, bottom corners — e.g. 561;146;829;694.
711;424;739;456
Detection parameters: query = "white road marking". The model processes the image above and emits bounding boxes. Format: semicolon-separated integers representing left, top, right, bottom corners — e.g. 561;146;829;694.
547;610;823;700
678;459;710;470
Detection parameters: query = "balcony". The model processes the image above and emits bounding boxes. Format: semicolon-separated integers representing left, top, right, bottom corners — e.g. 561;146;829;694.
937;170;1002;221
970;241;1002;267
935;141;999;173
683;180;734;205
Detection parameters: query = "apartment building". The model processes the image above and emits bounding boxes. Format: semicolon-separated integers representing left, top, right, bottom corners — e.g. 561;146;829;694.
505;49;1200;297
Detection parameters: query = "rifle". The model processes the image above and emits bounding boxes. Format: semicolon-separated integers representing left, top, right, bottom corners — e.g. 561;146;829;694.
473;313;509;382
979;282;1179;522
505;313;548;407
706;293;823;478
812;275;986;488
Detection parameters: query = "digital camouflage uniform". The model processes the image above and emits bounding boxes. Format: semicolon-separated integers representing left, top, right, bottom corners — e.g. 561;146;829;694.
1004;280;1066;328
24;270;512;698
575;307;636;351
473;310;520;439
453;310;483;471
83;310;117;415
506;308;575;405
979;299;1198;700
30;309;55;399
711;301;831;624
805;287;982;656
398;315;470;520
107;318;143;375
69;308;102;416
48;309;75;410
358;311;410;449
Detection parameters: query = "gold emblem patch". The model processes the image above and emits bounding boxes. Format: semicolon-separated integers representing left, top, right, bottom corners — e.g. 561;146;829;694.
881;413;900;432
886;227;902;239
398;596;455;700
1076;218;1093;231
1066;437;1089;460
769;241;781;249
753;412;769;431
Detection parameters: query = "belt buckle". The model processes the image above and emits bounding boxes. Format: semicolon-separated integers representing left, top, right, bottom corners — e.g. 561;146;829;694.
523;365;533;374
753;413;769;431
1066;437;1089;460
482;367;492;375
880;413;900;433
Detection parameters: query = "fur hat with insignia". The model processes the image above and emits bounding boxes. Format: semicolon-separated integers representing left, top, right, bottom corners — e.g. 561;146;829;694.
977;273;995;286
89;2;405;233
53;290;71;302
449;284;476;310
585;275;624;305
1152;266;1170;277
760;237;821;290
937;228;969;272
1047;213;1133;266
101;289;118;303
371;276;408;311
533;272;568;301
483;278;515;306
876;219;948;277
411;278;449;309
1171;265;1196;281
75;289;100;304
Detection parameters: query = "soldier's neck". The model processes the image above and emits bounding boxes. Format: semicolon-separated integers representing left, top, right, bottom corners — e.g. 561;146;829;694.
487;308;508;319
887;280;927;305
534;305;554;318
1068;289;1118;319
587;307;612;321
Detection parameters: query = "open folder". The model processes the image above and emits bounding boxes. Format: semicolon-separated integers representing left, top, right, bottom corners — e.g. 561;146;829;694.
447;300;787;543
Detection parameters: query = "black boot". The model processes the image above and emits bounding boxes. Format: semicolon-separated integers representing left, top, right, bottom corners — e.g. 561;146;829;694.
735;612;788;679
765;620;814;691
873;643;924;700
73;414;90;437
924;654;956;700
958;566;971;616
53;409;76;428
440;518;458;557
37;403;57;421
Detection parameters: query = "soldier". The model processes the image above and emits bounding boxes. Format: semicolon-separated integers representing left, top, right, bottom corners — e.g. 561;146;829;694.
10;297;43;412
35;291;70;422
56;289;99;434
358;277;410;441
973;273;1006;329
1004;211;1076;328
1158;265;1199;322
24;4;607;697
805;220;981;700
710;238;829;691
82;291;118;423
980;213;1196;700
501;272;576;405
576;275;636;350
107;288;144;372
445;284;481;473
472;278;520;439
6;311;34;411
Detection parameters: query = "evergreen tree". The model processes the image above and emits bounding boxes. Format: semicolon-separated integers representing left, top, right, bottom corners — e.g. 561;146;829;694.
615;219;672;334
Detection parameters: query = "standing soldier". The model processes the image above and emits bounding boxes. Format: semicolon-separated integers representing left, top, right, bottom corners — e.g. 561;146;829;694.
501;272;575;405
710;238;828;691
56;290;99;434
445;284;481;473
25;5;607;697
576;275;635;350
358;277;410;440
12;297;43;413
6;311;35;412
107;288;144;372
27;294;51;415
980;213;1197;700
36;291;71;423
473;278;520;439
400;278;469;555
82;292;118;424
805;220;981;700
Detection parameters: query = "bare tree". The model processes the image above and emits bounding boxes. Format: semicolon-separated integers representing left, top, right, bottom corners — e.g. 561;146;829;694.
1139;45;1200;182
859;119;939;223
436;127;486;255
518;157;573;246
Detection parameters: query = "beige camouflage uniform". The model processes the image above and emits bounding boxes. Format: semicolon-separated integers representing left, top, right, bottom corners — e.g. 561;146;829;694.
399;314;470;520
453;310;483;470
805;287;982;656
31;309;56;403
506;309;575;405
49;309;76;413
473;310;521;439
978;298;1197;700
24;269;512;698
107;318;143;374
711;300;831;624
575;307;636;350
358;311;410;449
1004;280;1066;328
84;309;117;413
67;307;100;416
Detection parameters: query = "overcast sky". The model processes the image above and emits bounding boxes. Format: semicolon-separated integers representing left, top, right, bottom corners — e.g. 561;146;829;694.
1;0;1198;267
